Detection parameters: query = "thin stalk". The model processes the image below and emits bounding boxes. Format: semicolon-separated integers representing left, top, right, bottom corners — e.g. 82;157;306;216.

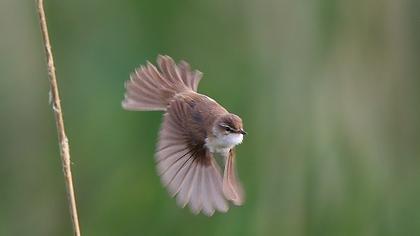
36;1;81;235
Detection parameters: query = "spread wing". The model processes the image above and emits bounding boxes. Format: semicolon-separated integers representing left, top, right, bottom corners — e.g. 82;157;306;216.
155;98;228;216
222;149;245;205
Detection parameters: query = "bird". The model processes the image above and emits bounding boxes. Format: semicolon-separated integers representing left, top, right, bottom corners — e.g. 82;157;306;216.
122;55;246;216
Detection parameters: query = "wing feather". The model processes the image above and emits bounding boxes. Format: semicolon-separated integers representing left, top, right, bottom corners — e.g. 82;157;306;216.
166;152;196;196
155;98;230;215
176;158;199;207
222;149;245;206
209;161;229;212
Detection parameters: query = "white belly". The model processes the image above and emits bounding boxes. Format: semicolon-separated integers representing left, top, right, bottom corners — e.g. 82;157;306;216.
205;133;243;154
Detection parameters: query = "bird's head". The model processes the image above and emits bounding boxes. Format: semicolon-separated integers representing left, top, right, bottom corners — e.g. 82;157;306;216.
212;113;247;148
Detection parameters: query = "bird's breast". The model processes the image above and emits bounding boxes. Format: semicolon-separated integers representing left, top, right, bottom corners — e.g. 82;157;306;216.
205;133;243;154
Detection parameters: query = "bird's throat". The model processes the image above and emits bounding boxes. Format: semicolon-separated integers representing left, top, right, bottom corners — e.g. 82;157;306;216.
205;133;243;154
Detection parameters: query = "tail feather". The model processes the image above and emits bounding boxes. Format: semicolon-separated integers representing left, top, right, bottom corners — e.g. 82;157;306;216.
122;55;203;111
178;61;202;91
157;56;183;87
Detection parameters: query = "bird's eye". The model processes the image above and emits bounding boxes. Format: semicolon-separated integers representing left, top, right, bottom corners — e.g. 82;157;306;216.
221;125;232;132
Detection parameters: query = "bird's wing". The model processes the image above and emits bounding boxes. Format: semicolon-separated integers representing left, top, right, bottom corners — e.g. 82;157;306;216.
156;98;228;216
222;148;245;206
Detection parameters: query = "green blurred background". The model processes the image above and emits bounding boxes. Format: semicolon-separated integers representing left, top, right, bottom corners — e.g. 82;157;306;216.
1;0;420;235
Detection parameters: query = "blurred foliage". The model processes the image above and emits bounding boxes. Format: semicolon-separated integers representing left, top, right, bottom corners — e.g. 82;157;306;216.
1;0;419;235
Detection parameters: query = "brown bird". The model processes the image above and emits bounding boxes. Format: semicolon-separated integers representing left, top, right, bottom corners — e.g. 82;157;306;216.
122;55;246;216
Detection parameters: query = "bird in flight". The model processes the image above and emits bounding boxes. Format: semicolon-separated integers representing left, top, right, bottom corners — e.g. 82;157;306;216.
122;55;246;216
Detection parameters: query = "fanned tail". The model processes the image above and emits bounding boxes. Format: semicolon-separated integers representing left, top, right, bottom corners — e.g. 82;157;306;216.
122;55;203;111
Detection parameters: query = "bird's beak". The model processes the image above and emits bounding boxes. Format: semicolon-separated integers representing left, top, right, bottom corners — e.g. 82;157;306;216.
239;129;247;135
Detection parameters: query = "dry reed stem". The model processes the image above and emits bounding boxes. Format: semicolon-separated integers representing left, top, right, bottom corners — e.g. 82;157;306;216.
36;0;81;235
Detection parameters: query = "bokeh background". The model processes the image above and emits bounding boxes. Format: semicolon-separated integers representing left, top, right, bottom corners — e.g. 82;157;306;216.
1;0;419;235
